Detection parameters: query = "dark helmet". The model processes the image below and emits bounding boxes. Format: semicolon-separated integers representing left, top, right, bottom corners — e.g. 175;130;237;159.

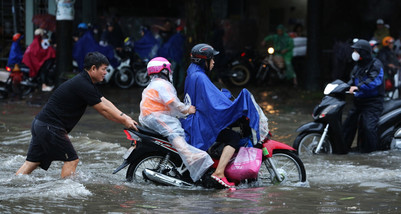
190;43;219;64
351;39;372;53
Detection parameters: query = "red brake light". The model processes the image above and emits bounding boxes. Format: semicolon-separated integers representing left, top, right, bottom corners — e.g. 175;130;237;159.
6;66;11;72
124;130;134;140
240;52;246;57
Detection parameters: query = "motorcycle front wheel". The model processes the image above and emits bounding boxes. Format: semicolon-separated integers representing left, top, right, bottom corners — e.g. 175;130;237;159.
229;64;251;86
114;67;135;89
126;154;178;183
293;132;333;156
134;67;150;87
258;150;306;186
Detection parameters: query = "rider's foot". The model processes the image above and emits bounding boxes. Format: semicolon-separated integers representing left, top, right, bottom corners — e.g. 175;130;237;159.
211;175;235;188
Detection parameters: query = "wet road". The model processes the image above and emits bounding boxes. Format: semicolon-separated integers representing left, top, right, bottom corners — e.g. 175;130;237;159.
1;85;400;213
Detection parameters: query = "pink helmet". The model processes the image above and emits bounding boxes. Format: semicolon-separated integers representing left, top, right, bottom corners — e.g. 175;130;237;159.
147;57;172;75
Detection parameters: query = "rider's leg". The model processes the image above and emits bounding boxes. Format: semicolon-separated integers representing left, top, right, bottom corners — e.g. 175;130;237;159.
212;129;241;179
284;55;297;86
211;145;235;178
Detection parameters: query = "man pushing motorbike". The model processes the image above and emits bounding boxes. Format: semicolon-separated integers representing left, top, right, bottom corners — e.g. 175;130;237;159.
16;52;138;178
181;43;269;188
343;39;385;153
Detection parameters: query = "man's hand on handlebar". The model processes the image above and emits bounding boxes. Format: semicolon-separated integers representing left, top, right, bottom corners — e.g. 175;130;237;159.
348;86;359;94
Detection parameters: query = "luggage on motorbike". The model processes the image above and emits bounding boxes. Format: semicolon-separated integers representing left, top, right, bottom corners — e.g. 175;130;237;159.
224;147;263;182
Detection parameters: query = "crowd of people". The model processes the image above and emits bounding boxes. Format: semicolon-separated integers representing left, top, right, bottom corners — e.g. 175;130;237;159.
6;17;187;94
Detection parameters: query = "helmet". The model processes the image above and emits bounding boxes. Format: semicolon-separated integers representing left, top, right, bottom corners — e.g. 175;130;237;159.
376;19;384;25
351;39;372;53
78;23;88;30
12;33;21;42
190;43;219;63
382;36;394;47
34;28;45;36
147;57;171;76
369;39;378;47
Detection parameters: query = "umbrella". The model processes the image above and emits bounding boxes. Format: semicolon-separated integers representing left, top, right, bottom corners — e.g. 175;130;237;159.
32;14;56;32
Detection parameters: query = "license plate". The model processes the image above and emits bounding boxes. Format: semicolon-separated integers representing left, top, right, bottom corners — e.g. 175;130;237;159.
123;146;135;159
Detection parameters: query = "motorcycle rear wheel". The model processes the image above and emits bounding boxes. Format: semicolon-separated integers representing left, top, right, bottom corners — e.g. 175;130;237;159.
135;67;150;87
114;67;135;89
126;154;179;183
229;65;251;86
293;132;333;156
258;150;306;186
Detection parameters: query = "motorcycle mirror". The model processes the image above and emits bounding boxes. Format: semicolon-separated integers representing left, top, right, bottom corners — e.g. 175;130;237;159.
324;83;338;95
268;47;275;54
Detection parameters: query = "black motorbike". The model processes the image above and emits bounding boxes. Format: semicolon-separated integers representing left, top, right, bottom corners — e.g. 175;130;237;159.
255;47;286;85
217;47;255;87
113;120;306;188
293;79;401;156
122;38;150;87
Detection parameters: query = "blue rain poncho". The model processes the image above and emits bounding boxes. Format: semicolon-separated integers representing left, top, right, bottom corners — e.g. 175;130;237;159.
181;63;269;151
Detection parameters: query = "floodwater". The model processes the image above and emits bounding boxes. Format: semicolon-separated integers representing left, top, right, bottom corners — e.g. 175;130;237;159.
1;85;400;213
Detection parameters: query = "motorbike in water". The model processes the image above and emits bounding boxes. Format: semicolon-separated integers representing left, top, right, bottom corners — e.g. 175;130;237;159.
113;119;306;188
293;79;401;156
255;47;286;85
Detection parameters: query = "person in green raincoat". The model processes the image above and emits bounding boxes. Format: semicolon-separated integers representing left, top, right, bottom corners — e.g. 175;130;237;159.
261;24;297;87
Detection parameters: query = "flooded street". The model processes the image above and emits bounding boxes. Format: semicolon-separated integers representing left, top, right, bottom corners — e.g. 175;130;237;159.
1;85;400;213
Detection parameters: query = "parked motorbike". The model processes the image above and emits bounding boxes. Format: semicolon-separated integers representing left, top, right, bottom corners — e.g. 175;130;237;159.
384;68;400;100
293;79;401;156
122;38;150;87
113;119;306;188
255;47;286;85
104;57;135;89
223;47;255;87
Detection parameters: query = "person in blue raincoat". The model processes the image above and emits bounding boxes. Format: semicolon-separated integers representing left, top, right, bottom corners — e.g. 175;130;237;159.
7;33;24;67
73;30;118;71
181;43;269;188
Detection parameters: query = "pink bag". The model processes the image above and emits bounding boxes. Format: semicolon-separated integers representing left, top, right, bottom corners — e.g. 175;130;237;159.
225;147;263;182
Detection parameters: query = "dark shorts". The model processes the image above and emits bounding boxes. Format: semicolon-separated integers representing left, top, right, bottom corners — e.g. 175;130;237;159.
26;119;78;170
209;129;241;159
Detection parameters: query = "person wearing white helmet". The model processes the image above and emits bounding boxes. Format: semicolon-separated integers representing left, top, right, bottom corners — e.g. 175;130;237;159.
139;57;213;182
373;18;390;47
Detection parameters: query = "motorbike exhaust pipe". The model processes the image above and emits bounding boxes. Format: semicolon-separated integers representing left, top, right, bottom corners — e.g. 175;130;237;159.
143;169;193;187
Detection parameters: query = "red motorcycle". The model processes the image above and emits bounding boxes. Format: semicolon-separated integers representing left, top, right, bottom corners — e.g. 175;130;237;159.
113;120;306;188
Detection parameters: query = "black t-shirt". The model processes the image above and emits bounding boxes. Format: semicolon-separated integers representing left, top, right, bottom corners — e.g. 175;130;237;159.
36;71;102;133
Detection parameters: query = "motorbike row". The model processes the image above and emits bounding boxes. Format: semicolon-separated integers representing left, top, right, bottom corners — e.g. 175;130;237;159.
0;45;150;100
112;79;401;189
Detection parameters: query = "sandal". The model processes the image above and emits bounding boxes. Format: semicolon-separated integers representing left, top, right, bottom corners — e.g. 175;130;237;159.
211;175;235;188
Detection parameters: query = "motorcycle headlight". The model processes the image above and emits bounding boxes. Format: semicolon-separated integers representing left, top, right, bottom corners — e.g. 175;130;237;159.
268;47;275;54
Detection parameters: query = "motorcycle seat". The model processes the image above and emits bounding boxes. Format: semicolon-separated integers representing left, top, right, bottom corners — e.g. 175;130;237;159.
137;126;168;141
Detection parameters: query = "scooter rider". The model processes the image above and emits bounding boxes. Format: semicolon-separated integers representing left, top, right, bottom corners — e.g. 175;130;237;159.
343;39;385;153
181;43;269;188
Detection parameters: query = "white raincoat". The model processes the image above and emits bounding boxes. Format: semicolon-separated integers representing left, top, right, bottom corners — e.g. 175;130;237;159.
139;77;213;181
